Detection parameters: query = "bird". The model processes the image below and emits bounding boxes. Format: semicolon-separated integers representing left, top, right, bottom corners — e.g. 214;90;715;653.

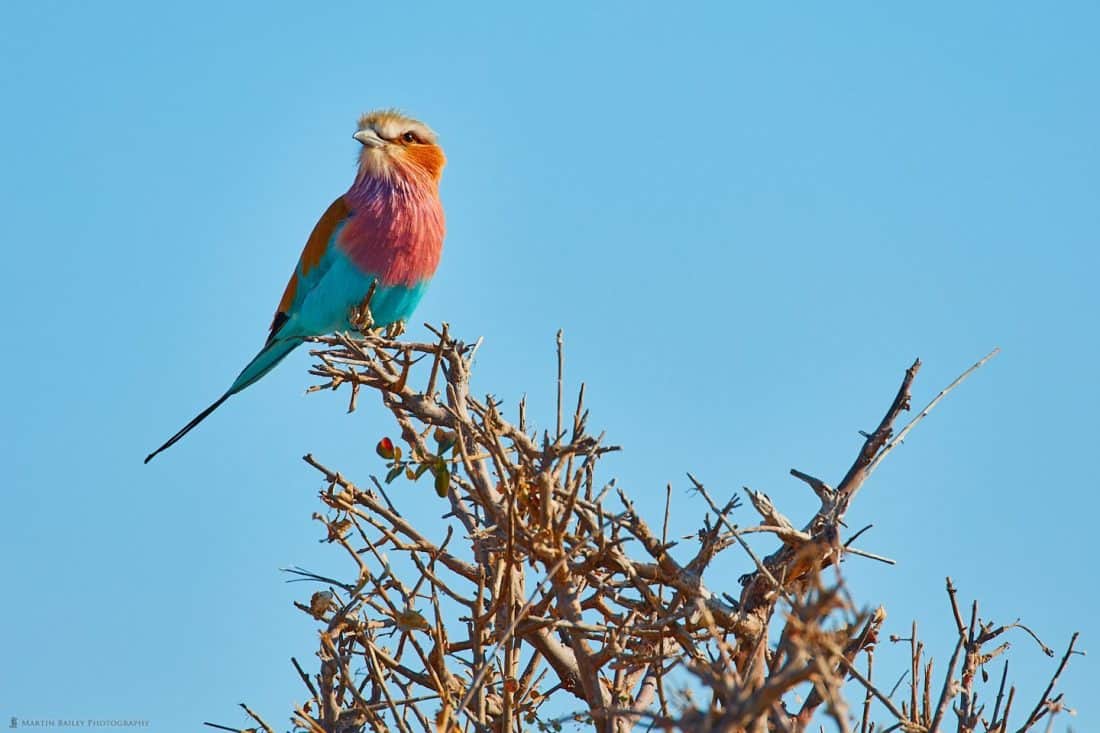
144;110;446;463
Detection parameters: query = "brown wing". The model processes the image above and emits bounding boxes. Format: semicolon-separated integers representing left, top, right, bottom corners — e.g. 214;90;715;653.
267;196;351;341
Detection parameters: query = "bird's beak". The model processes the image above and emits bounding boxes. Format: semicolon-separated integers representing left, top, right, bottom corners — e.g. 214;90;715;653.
354;128;385;148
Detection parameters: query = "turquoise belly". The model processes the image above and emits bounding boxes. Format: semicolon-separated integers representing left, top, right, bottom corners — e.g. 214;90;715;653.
286;242;429;337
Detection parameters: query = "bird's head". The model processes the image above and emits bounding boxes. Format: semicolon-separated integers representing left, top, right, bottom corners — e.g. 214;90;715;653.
354;110;446;185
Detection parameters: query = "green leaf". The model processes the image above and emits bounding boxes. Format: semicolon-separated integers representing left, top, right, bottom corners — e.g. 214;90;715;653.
433;428;456;455
385;466;403;484
434;469;450;497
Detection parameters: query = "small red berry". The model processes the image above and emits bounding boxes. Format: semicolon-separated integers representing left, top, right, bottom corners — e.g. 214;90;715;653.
376;437;395;459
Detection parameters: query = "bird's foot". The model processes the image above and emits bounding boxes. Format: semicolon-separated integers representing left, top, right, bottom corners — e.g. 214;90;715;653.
384;320;406;339
349;298;376;336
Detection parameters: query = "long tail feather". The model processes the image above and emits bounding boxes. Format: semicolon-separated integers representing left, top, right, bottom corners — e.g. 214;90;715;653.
144;392;231;463
227;337;303;394
144;337;303;463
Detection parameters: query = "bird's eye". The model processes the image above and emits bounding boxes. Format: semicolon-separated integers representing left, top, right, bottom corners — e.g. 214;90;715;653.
402;131;418;144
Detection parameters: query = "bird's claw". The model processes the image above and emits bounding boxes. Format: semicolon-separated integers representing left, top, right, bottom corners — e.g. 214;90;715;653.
349;301;375;335
349;284;379;335
384;321;406;339
347;284;404;339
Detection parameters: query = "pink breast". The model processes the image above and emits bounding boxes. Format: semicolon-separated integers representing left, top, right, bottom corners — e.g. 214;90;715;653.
338;177;446;287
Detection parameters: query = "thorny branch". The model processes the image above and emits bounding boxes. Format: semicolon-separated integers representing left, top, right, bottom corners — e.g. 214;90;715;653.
204;328;1078;733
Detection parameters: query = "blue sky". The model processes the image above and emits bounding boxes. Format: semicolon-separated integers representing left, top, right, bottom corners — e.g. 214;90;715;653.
1;1;1096;730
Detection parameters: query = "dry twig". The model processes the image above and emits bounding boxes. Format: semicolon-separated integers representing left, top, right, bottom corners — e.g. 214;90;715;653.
207;329;1077;733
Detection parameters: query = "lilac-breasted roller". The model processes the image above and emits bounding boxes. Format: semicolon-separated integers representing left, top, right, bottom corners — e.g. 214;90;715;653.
145;110;446;463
